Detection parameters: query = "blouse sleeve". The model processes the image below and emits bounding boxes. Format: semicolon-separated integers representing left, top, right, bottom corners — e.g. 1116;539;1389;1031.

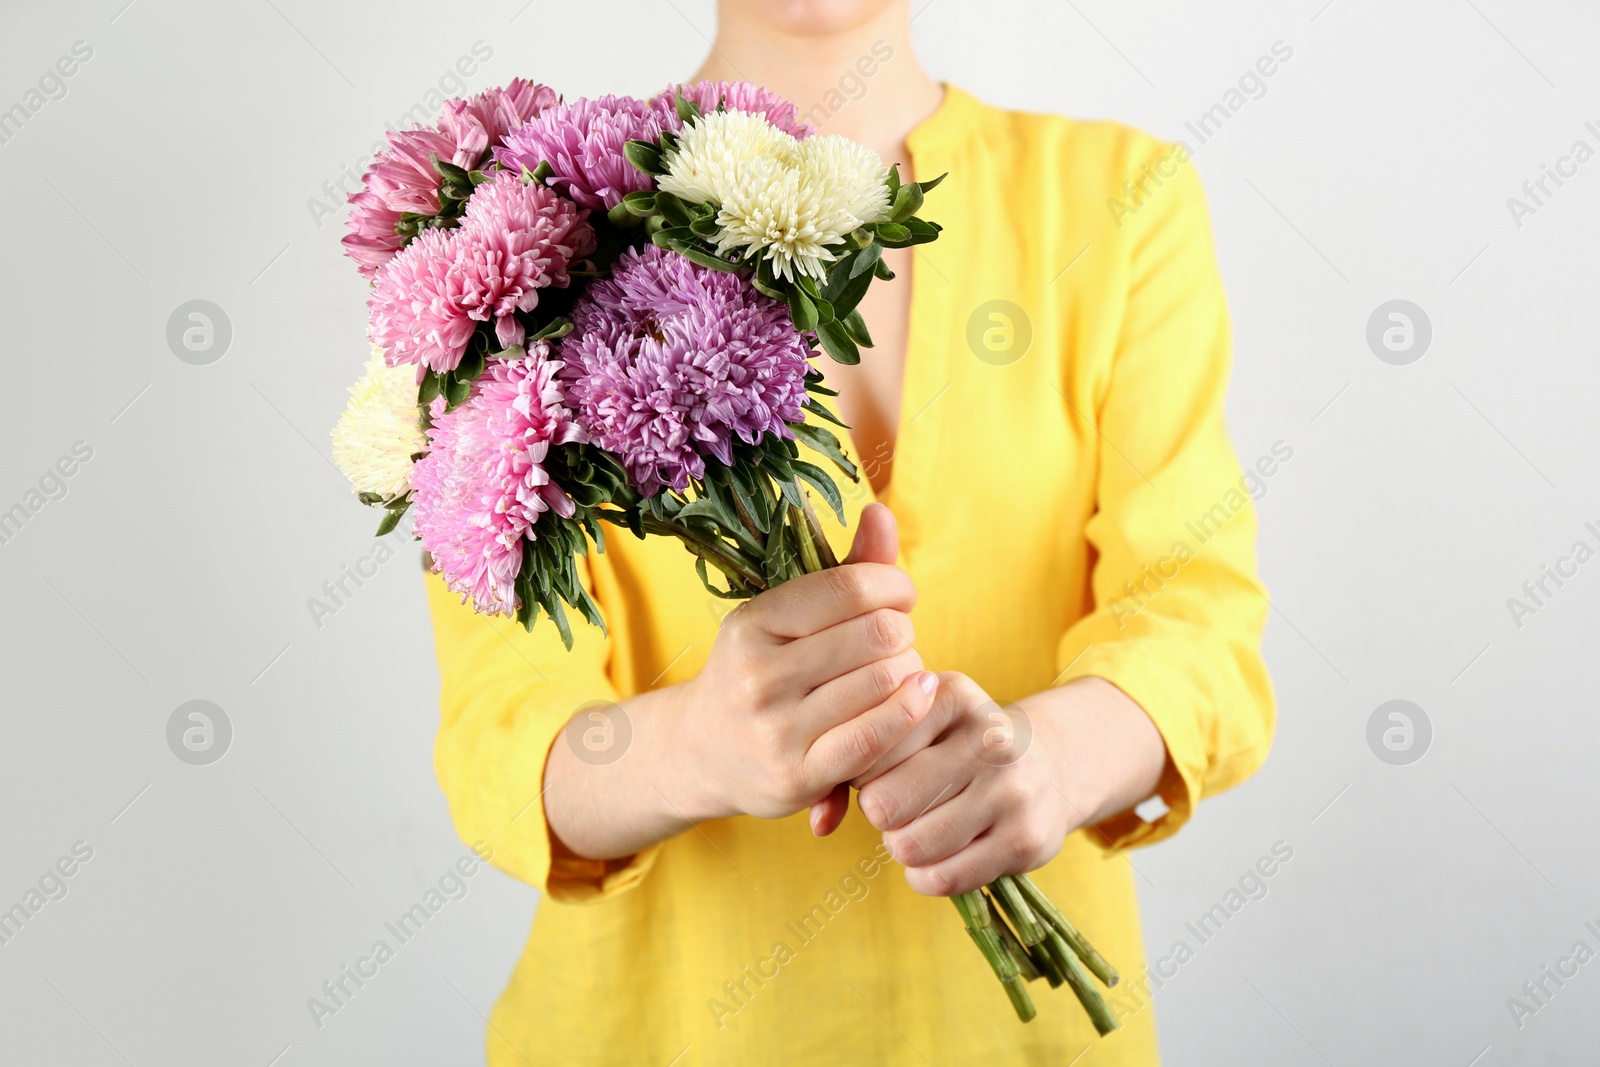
426;558;660;902
1055;147;1276;850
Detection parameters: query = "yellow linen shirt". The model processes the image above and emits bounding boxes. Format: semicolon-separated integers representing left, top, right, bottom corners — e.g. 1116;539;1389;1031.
426;85;1275;1066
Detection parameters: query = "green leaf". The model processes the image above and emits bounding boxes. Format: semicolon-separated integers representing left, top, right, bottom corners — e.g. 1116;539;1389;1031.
890;182;924;223
432;154;471;186
607;200;643;228
654;191;693;227
831;265;874;320
804;372;840;396
751;260;784;300
455;348;485;382
418;371;442;405
875;222;911;244
529;317;573;341
374;508;403;536
623;139;663;176
674;90;702;124
547;593;574;650
775;475;803;510
787;288;818;332
733;468;770;532
792;422;859;480
886;163;902;198
792;460;846;524
917;172;948;194
840;309;873;348
802;396;849;428
873;257;896;281
816;320;861;365
676;495;727;528
444;374;471;408
569;482;605;507
678;245;742;273
763;503;791;580
849;242;883;280
623;190;657;214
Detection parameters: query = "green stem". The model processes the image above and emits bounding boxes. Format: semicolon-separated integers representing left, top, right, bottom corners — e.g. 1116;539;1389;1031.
1028;938;1066;989
642;516;766;591
1015;874;1121;988
951;892;1036;1023
984;889;1041;983
789;505;823;574
990;876;1047;947
1044;930;1120;1037
800;495;840;569
730;488;765;544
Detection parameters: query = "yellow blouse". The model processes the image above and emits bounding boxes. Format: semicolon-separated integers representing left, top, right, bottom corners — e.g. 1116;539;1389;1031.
426;85;1275;1066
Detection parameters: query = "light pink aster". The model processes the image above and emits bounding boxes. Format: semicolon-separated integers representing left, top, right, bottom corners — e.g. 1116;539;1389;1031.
410;346;585;615
439;78;558;164
344;80;560;278
366;227;477;372
344;126;461;277
367;174;595;371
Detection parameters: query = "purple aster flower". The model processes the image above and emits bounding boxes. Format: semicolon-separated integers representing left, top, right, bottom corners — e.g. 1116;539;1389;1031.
559;244;811;496
495;95;674;212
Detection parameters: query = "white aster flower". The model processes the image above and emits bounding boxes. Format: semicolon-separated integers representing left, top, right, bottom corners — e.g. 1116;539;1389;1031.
658;110;893;282
332;346;426;499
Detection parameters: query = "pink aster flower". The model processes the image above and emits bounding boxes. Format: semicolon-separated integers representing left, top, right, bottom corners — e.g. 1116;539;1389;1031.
559;244;810;496
367;174;595;371
495;94;674;212
657;80;813;138
410;346;585;615
344;126;461;277
366;228;477;372
344;79;559;278
439;77;558;164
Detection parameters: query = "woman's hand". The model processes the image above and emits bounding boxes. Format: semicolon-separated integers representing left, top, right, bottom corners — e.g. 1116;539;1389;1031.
668;504;938;822
847;672;1169;896
544;504;936;860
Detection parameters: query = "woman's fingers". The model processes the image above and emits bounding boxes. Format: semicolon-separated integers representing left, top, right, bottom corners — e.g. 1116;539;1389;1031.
846;672;976;788
808;783;850;837
900;828;1019;898
843;502;898;566
805;671;938;788
799;648;923;733
882;777;993;871
779;608;916;698
739;561;917;642
856;738;978;832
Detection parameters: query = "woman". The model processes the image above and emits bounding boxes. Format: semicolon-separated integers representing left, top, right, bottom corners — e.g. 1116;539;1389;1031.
426;0;1275;1062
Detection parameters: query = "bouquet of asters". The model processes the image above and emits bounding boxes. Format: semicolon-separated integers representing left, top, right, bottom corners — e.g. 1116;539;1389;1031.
331;77;1120;1033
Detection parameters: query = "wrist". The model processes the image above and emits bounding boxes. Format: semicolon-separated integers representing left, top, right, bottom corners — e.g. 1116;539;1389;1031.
1029;677;1167;829
641;676;732;825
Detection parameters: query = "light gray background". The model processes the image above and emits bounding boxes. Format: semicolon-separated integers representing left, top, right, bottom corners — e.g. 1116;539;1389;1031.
2;1;1596;1064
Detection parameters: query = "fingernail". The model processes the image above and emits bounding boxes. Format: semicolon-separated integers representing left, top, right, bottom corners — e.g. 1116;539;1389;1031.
917;671;938;696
